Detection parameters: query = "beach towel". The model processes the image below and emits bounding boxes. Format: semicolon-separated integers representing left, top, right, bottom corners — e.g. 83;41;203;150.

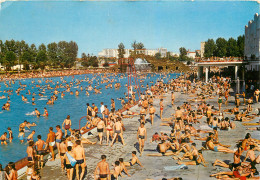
66;152;76;167
164;164;188;171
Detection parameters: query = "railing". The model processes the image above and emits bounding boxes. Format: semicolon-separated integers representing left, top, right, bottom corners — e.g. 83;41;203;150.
195;57;244;63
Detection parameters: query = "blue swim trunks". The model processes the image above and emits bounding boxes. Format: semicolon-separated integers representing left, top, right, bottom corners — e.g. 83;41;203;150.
214;146;218;152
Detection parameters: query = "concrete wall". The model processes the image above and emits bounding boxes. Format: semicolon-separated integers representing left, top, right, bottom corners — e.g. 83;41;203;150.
245;13;260;59
245;13;260;72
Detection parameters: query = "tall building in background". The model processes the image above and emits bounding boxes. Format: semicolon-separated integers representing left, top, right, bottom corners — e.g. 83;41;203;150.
245;13;260;71
200;42;205;58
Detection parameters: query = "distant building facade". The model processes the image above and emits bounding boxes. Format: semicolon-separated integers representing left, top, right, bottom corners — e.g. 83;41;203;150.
200;42;205;58
187;50;196;59
98;47;171;58
245;13;260;71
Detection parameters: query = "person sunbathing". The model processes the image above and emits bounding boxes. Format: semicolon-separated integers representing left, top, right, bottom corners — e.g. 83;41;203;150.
206;137;234;153
146;140;177;156
177;150;207;167
210;165;258;179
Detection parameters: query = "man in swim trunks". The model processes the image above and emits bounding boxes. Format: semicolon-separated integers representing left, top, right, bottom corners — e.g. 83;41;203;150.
254;89;259;103
27;141;35;163
206;137;234;153
175;106;183;121
111;99;115;112
171;91;175;105
74;140;86;180
149;104;156;125
56;125;63;157
160;99;164;119
124;151;143;167
26;130;35;142
62;115;71;136
94;155;110;180
0;132;8;145
97;119;105;145
46;127;56;161
19;120;30;132
110;161;121;180
177;149;207;167
34;108;40;117
140;107;146;124
118;158;131;177
137;122;147;156
59;138;67;172
35;135;46;169
142;98;149;114
111;118;126;147
64;146;75;180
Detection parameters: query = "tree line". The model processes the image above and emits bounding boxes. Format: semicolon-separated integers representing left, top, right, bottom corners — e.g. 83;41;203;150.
204;35;244;58
0;40;78;71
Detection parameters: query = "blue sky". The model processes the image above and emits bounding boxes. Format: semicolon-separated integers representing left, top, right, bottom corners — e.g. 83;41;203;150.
0;1;259;56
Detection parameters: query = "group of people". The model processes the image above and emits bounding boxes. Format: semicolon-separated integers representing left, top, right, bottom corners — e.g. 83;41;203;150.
0;71;259;180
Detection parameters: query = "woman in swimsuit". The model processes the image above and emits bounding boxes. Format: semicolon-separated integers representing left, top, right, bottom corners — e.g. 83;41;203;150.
217;95;223;112
106;119;114;145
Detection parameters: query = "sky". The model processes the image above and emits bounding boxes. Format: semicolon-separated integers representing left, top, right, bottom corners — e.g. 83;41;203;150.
0;1;259;56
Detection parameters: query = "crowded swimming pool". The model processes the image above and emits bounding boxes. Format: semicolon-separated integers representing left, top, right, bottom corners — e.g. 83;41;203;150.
0;72;180;166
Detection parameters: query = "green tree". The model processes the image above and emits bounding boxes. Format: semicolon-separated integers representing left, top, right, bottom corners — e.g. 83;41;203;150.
136;42;144;49
237;35;244;57
66;41;78;68
215;38;227;57
4;51;16;70
36;50;48;70
39;43;47;52
204;39;216;58
226;38;239;57
47;42;59;67
131;40;137;50
0;40;5;65
29;44;38;69
4;40;17;53
155;52;161;60
89;56;98;67
81;53;89;67
195;51;200;57
118;43;125;59
179;47;187;61
21;51;32;70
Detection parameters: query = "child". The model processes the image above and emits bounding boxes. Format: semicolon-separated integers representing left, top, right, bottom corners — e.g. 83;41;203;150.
18;130;25;144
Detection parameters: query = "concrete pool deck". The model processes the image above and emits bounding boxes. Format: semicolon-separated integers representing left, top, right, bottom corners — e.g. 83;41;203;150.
19;89;260;180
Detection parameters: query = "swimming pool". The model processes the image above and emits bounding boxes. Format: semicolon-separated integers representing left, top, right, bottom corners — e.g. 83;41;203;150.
0;72;180;166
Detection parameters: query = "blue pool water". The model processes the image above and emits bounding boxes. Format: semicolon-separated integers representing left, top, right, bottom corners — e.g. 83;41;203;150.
0;73;179;166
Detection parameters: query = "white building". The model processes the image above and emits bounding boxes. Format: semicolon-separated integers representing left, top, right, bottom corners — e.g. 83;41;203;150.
187;50;196;59
145;49;158;56
245;13;260;71
158;48;167;57
98;48;170;58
